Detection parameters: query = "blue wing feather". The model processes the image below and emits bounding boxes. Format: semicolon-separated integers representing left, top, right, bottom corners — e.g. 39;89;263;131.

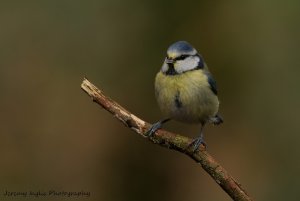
205;72;218;95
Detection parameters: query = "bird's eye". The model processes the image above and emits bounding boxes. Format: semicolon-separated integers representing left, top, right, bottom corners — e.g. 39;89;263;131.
176;55;189;60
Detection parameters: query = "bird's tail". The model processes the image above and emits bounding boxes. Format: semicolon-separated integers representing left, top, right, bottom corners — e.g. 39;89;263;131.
210;114;223;125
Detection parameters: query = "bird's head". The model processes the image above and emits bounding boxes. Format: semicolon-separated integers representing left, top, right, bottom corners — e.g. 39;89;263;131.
161;41;204;75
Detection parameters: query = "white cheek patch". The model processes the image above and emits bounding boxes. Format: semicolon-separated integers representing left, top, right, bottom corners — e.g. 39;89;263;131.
161;62;168;73
175;56;200;73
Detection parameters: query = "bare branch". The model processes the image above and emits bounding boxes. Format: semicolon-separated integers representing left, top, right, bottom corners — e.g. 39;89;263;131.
81;78;253;201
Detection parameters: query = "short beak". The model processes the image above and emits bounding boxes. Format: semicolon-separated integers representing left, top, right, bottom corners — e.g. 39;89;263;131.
165;58;174;64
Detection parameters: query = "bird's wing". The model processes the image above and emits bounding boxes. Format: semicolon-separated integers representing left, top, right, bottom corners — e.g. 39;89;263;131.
204;71;218;95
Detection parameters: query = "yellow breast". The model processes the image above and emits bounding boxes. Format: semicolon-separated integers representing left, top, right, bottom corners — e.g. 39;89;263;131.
155;70;219;124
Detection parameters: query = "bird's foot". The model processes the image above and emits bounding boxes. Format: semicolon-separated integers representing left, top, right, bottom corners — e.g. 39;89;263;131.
145;121;163;137
189;136;206;152
145;118;170;137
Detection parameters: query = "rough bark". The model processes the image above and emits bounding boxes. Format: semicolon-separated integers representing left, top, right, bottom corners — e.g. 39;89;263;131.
81;78;253;201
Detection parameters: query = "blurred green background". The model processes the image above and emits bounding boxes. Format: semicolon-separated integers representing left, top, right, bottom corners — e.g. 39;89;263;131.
1;0;300;200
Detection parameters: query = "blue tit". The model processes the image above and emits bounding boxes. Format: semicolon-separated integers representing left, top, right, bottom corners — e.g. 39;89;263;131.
147;41;223;151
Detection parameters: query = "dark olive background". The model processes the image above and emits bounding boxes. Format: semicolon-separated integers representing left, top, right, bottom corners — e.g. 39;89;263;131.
1;1;300;201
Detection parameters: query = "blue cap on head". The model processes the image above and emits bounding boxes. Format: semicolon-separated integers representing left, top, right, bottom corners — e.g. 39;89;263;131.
167;41;196;56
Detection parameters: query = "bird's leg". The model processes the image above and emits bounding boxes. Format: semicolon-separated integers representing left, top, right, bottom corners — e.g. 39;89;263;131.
190;123;206;152
146;118;171;137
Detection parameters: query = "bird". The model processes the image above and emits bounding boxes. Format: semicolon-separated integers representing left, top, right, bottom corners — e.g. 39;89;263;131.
146;41;223;151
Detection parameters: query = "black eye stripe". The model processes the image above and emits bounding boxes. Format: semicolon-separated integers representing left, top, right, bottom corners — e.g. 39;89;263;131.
166;53;199;61
175;54;189;61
